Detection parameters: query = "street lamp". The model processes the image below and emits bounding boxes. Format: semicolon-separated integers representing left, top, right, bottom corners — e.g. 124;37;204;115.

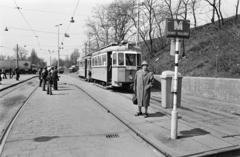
55;24;62;70
70;17;75;23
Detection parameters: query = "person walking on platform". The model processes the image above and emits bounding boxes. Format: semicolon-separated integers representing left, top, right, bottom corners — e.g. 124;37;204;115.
47;67;53;95
9;68;13;79
52;66;59;90
133;61;154;118
38;68;43;87
15;68;20;81
2;69;7;79
42;67;48;91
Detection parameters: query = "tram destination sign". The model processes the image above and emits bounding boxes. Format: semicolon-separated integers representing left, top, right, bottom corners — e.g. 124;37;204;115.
165;19;190;38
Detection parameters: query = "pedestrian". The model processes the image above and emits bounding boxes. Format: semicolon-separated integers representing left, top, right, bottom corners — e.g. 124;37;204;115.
47;67;53;95
15;68;20;81
133;61;154;118
52;66;59;90
42;67;48;91
38;68;43;87
2;68;7;79
9;68;12;79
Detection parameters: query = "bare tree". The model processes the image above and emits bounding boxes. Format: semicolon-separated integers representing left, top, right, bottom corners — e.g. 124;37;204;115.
236;0;240;21
205;0;222;28
13;46;28;60
218;0;224;25
163;0;174;18
107;0;133;43
190;0;198;27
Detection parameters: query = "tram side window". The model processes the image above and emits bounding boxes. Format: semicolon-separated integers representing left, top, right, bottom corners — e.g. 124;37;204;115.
91;59;94;67
94;57;97;66
126;54;136;66
103;54;106;66
137;54;141;66
98;56;101;66
100;55;103;66
113;53;117;65
118;53;124;65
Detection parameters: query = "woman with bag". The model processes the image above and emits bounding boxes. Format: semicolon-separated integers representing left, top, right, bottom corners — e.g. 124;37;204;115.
133;61;154;118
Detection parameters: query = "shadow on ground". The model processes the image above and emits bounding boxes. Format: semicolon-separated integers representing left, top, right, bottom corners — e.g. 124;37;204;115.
179;128;210;139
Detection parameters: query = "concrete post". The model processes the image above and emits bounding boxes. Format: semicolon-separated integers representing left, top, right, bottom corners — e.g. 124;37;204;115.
171;38;179;139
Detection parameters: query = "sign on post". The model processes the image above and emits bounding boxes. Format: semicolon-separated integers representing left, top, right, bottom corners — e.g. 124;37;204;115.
165;19;190;39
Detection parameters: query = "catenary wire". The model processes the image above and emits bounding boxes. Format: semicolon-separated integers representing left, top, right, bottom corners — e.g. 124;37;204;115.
12;0;41;49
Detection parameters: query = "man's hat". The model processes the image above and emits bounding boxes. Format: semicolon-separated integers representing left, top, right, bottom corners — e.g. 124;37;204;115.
141;60;148;66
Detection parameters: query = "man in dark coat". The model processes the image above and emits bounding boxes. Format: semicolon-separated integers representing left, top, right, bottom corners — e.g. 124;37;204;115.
9;68;13;79
38;68;43;87
42;67;48;91
133;61;154;118
52;66;59;90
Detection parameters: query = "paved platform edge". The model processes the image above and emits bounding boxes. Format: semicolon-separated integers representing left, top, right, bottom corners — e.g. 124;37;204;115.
0;76;38;92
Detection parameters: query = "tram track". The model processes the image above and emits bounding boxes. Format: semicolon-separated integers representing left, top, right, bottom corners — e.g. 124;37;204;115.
69;82;171;157
0;79;39;156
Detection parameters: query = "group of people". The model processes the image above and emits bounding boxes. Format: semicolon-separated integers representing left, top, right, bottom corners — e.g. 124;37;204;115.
38;66;59;95
0;68;20;84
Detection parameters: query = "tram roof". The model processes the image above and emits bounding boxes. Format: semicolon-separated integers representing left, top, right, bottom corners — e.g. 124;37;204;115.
92;43;141;56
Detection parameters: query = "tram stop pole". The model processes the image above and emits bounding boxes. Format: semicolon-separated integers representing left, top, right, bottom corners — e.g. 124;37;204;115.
171;38;179;139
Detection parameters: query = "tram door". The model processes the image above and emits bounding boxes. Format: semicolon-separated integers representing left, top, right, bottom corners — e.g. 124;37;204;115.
107;52;112;83
84;59;87;78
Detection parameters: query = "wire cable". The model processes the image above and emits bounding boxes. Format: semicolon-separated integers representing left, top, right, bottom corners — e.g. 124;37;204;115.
12;0;41;49
62;0;80;43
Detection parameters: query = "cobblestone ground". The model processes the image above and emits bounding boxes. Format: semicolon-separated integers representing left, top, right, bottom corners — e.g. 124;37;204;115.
1;81;163;157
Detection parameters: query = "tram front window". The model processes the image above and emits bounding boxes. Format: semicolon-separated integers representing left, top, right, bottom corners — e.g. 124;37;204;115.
126;54;136;66
118;53;124;65
137;54;141;66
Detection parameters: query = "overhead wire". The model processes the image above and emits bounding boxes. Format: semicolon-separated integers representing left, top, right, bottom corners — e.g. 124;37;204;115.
61;0;80;43
6;26;82;35
11;0;41;49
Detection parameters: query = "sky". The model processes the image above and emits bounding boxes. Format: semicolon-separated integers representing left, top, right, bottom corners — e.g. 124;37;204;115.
0;0;238;65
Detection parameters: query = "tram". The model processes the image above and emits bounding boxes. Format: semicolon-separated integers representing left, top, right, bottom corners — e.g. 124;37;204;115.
91;42;141;88
77;53;92;81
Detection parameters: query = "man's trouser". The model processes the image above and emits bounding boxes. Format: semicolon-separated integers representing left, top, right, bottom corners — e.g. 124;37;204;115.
47;81;52;95
39;79;42;87
53;80;58;90
42;79;47;91
16;74;19;80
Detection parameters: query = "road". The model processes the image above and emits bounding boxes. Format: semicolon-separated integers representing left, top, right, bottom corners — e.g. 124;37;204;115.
0;76;163;157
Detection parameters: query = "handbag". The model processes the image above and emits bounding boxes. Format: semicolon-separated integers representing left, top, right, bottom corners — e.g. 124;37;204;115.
132;93;138;105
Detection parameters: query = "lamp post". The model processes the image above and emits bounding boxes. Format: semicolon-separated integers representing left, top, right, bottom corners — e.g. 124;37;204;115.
16;44;19;69
55;24;62;70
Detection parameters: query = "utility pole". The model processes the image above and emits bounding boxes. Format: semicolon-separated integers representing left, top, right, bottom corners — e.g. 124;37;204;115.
55;24;62;70
16;44;19;69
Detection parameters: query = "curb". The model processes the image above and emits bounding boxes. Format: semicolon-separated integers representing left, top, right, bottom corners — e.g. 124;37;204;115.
0;76;38;92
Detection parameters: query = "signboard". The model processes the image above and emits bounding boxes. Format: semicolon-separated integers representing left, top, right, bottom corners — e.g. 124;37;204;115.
165;19;190;38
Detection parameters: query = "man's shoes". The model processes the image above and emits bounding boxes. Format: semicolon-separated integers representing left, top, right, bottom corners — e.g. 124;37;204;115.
144;113;149;118
135;112;143;116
